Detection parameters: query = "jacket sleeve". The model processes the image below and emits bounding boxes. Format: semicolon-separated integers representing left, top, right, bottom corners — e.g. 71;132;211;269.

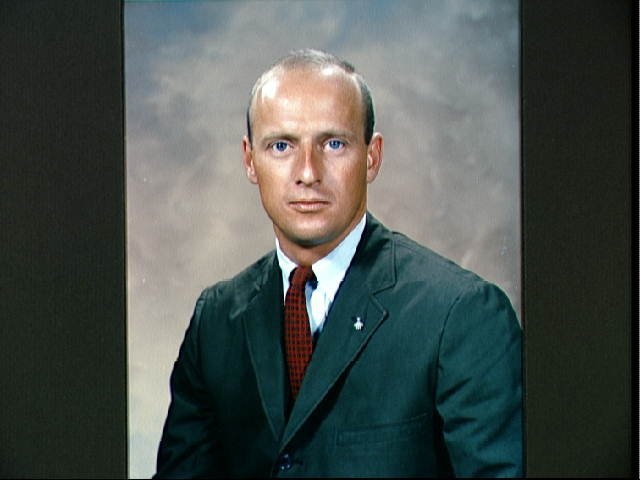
435;281;523;477
154;290;222;479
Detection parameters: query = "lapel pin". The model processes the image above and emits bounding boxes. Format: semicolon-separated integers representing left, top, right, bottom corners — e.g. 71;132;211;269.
353;317;364;331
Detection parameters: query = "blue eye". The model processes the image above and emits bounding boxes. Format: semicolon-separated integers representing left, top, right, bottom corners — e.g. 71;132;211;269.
272;141;289;153
326;139;344;150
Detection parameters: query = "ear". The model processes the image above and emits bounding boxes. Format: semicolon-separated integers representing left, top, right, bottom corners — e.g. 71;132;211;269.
242;135;258;184
365;132;383;183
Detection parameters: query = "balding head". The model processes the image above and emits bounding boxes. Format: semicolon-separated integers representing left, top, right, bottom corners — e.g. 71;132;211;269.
246;49;375;146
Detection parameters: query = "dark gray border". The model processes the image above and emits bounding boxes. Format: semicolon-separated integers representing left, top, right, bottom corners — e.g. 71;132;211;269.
0;0;635;476
521;0;636;476
0;1;126;477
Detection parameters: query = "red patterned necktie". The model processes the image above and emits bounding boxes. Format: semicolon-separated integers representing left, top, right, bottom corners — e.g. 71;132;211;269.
284;266;316;400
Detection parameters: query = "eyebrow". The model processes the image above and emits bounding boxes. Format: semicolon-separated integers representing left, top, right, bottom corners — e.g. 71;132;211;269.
258;133;298;147
319;130;357;141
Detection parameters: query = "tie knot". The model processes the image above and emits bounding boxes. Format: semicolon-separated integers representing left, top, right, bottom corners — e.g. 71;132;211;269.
290;266;315;290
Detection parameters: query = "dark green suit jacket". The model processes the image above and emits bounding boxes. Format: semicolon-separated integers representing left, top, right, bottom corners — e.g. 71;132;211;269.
155;214;523;477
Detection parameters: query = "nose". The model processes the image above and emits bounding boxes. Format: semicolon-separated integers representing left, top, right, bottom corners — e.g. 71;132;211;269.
295;142;321;186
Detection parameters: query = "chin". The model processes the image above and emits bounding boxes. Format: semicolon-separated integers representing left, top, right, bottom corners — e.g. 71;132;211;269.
286;224;336;248
292;231;332;248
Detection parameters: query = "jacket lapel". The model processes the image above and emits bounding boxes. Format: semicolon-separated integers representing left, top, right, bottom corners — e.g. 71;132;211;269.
280;214;396;448
242;254;288;443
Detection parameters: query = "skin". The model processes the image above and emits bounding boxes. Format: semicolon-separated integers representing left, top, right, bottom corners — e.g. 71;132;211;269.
242;66;383;266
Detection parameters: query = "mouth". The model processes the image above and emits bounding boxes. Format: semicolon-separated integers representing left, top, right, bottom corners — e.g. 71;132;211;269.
288;199;330;212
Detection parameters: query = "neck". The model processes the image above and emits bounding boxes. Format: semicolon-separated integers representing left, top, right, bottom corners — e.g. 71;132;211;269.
275;213;366;266
275;235;343;267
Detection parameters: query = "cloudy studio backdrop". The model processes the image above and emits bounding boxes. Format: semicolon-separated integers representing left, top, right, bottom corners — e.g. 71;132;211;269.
124;1;520;477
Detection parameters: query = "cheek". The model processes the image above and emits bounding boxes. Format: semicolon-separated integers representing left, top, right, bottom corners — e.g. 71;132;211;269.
336;162;368;190
253;164;278;187
254;170;284;204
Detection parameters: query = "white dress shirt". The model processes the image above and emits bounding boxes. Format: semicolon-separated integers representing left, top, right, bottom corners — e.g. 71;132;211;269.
276;214;366;335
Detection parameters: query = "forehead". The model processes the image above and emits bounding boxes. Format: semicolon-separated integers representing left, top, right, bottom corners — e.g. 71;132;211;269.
251;66;362;127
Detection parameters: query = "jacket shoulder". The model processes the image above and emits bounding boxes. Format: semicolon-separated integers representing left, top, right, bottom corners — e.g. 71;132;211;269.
390;230;487;291
361;215;504;302
198;250;277;316
384;229;519;332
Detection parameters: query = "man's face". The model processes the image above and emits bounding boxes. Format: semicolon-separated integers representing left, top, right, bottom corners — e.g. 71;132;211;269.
243;66;382;264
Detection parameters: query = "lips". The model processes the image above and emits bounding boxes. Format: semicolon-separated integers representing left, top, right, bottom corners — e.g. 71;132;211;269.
288;199;330;212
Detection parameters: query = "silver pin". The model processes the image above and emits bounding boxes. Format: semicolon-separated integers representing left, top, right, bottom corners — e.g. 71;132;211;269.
353;317;364;331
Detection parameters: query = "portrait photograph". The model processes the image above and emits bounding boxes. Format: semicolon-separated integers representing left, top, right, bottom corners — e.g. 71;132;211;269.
124;0;520;477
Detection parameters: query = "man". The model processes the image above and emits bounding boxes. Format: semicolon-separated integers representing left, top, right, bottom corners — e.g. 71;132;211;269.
155;49;522;477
